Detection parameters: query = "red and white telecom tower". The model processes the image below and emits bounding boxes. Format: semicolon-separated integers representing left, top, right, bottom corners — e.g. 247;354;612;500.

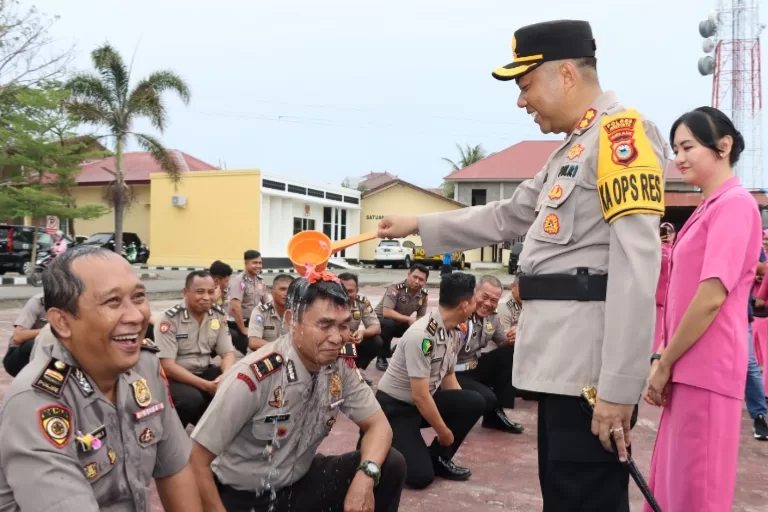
699;0;765;190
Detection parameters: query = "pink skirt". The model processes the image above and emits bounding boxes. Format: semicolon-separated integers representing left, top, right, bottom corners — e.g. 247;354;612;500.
652;305;664;353
645;383;741;512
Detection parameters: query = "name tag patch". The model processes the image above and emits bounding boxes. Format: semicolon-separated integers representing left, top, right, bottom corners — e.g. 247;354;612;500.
134;402;165;421
264;414;290;423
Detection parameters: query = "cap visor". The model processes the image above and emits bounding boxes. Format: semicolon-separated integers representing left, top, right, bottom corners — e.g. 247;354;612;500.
492;61;541;81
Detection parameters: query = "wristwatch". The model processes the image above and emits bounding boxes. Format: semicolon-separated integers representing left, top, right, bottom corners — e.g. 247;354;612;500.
650;353;661;365
357;460;381;487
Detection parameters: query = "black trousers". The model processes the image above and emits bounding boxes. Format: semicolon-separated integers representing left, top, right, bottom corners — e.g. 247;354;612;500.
538;393;638;512
169;365;222;427
376;389;484;489
377;318;409;358
356;335;383;370
228;320;249;355
3;339;34;377
216;449;406;512
455;344;516;418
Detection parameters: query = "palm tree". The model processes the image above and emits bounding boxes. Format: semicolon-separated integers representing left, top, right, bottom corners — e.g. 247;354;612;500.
65;43;190;250
440;143;488;198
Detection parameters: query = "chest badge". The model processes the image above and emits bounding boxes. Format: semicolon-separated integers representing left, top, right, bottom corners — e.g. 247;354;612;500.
330;374;342;400
485;322;493;333
108;447;117;465
139;427;155;444
567;144;585;160
84;462;99;481
210;318;220;331
352;310;361;320
543;213;561;235
548;184;563;200
132;378;152;408
269;387;289;408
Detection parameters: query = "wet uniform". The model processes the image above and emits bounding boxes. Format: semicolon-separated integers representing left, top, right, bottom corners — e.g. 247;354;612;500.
350;294;382;370
227;271;270;355
0;329;189;511
247;302;288;348
2;293;47;377
155;301;234;427
376;312;485;489
374;281;429;363
191;334;405;511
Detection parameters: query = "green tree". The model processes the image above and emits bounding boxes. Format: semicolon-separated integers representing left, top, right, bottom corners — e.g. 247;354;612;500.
440;143;489;198
65;43;191;251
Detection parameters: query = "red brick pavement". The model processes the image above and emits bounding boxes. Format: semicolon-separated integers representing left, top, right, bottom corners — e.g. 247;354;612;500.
0;286;766;511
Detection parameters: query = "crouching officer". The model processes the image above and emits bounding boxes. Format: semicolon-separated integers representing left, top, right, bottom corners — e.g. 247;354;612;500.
376;272;485;489
2;292;47;377
228;250;270;355
189;273;406;511
373;264;430;371
455;275;523;433
247;273;294;352
156;270;237;428
0;246;201;511
339;272;382;375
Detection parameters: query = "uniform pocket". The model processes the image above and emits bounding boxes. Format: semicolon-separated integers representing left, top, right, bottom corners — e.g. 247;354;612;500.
530;179;579;245
134;416;163;477
79;446;115;484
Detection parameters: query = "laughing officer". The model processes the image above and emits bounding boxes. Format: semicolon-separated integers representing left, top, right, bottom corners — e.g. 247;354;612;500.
376;20;667;510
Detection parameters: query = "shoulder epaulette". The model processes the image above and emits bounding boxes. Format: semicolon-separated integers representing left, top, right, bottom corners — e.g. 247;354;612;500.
259;302;274;313
396;282;406;290
421;287;429;295
426;317;438;336
211;303;225;316
32;358;72;398
506;299;515;309
250;352;283;381
140;338;160;352
165;304;182;317
339;343;358;358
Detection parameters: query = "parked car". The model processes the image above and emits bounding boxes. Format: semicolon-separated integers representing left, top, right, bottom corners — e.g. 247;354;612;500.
373;239;415;269
0;225;75;275
413;246;466;270
80;232;150;264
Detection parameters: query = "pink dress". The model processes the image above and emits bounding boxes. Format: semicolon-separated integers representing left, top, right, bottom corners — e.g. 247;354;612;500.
645;177;761;512
652;242;673;352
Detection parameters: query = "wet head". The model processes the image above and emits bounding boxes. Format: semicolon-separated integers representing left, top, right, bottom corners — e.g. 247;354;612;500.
474;275;503;318
183;271;216;314
44;246;150;377
407;264;429;292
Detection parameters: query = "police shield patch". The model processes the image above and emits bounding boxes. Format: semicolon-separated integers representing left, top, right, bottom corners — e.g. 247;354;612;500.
38;404;72;448
421;338;434;357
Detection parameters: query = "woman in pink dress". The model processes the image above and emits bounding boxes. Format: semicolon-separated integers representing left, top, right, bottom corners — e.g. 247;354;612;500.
652;223;676;352
644;106;761;512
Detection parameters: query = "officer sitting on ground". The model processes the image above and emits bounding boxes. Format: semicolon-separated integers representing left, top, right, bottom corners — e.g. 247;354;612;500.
189;270;406;512
373;263;429;371
2;292;47;377
454;275;523;434
339;272;382;381
247;273;294;351
375;272;485;489
495;275;522;332
210;260;233;309
0;246;201;511
227;250;270;355
156;270;236;428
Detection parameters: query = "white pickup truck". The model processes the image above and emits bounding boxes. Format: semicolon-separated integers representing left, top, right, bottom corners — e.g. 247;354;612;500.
373;239;415;269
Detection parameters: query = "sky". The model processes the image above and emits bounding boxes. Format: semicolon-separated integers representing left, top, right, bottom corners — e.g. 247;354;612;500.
28;0;761;189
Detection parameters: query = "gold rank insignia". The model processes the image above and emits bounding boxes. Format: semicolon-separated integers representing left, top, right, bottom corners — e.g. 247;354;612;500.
330;374;342;400
84;462;98;481
131;378;152;408
250;352;284;381
38;404;72;448
578;108;597;130
426;318;438;336
210;318;220;331
108;447;117;465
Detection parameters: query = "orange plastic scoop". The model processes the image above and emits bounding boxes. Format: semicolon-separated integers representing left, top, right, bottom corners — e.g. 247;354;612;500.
287;230;377;275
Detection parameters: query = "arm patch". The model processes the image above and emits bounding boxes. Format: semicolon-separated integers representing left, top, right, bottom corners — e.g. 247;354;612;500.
597;110;665;224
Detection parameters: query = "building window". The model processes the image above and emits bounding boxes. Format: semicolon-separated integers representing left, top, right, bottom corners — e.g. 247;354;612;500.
263;179;286;191
323;207;333;239
287;184;307;195
471;189;487;206
326;192;342;201
293;218;316;235
308;188;324;198
321;207;348;257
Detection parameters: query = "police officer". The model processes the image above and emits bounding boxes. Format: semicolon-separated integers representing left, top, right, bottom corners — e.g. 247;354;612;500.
496;275;522;332
155;270;236;428
2;292;47;376
376;272;485;489
228;250;270;355
210;260;233;310
373;263;430;371
247;273;294;351
377;20;665;510
455;275;523;433
338;272;382;378
0;246;201;511
188;275;406;512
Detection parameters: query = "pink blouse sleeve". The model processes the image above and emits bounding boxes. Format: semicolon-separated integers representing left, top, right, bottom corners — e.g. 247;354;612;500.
700;199;758;292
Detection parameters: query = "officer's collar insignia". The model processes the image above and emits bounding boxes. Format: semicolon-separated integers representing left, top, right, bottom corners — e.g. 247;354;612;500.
577;108;598;130
131;378;152;408
140;338;160;352
426;318;438;336
567;144;585;160
396;282;406;290
269;387;289;408
134;402;165;421
166;305;181;317
38;404;72;448
250;352;284;381
72;367;94;397
182;309;190;321
286;360;298;383
421;287;429;295
438;327;446;342
260;302;275;313
33;358;72;398
421;338;434;357
211;303;225;315
507;299;515;309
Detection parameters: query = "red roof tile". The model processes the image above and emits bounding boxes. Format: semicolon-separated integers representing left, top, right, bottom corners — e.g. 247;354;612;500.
76;151;218;185
445;140;683;181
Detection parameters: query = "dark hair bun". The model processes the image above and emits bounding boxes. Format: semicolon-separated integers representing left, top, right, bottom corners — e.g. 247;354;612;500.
670;106;745;166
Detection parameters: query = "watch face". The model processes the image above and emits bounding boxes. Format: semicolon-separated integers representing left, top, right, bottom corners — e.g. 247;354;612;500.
366;462;380;474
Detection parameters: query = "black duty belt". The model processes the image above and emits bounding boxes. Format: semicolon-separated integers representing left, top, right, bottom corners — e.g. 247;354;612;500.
518;268;607;302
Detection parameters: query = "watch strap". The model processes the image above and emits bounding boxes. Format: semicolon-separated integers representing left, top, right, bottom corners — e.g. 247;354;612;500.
357;460;381;487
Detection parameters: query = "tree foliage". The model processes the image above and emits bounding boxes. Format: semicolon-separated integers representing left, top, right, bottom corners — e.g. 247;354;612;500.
439;143;489;198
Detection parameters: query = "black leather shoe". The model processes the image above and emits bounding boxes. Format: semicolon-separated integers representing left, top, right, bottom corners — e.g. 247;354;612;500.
433;456;471;481
375;357;389;371
482;408;524;434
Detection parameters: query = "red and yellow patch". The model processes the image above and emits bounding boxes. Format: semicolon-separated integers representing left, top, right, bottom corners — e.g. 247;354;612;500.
84;462;98;481
548;185;563;200
38;404;72;449
277;426;288;437
567;144;585;160
159;322;171;334
577;108;597;130
543;214;561;235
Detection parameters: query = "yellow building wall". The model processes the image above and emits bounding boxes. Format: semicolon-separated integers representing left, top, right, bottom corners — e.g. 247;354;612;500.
70;185;151;243
360;184;481;263
150;170;261;268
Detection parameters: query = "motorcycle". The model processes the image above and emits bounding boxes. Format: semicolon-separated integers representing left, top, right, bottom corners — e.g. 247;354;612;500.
29;250;55;287
121;242;150;264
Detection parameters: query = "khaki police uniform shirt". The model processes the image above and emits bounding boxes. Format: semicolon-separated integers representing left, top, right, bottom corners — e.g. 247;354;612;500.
227;271;270;322
496;295;522;331
455;313;506;370
13;292;47;356
416;91;666;404
377;311;461;404
0;330;190;511
350;295;379;332
373;281;428;319
191;334;380;493
247;302;288;344
155;301;234;374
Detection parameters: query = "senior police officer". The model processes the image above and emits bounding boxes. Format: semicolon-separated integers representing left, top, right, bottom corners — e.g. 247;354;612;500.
373;263;430;371
455;275;523;433
376;272;485;489
0;245;201;511
228;250;270;355
339;272;382;377
156;270;237;428
189;273;406;512
2;292;47;376
247;273;294;351
378;20;666;510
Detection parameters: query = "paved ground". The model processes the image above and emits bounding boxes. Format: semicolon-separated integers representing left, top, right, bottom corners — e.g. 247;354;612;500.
0;285;767;511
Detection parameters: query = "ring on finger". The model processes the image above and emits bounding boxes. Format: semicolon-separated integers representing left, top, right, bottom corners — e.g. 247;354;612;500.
610;426;623;433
